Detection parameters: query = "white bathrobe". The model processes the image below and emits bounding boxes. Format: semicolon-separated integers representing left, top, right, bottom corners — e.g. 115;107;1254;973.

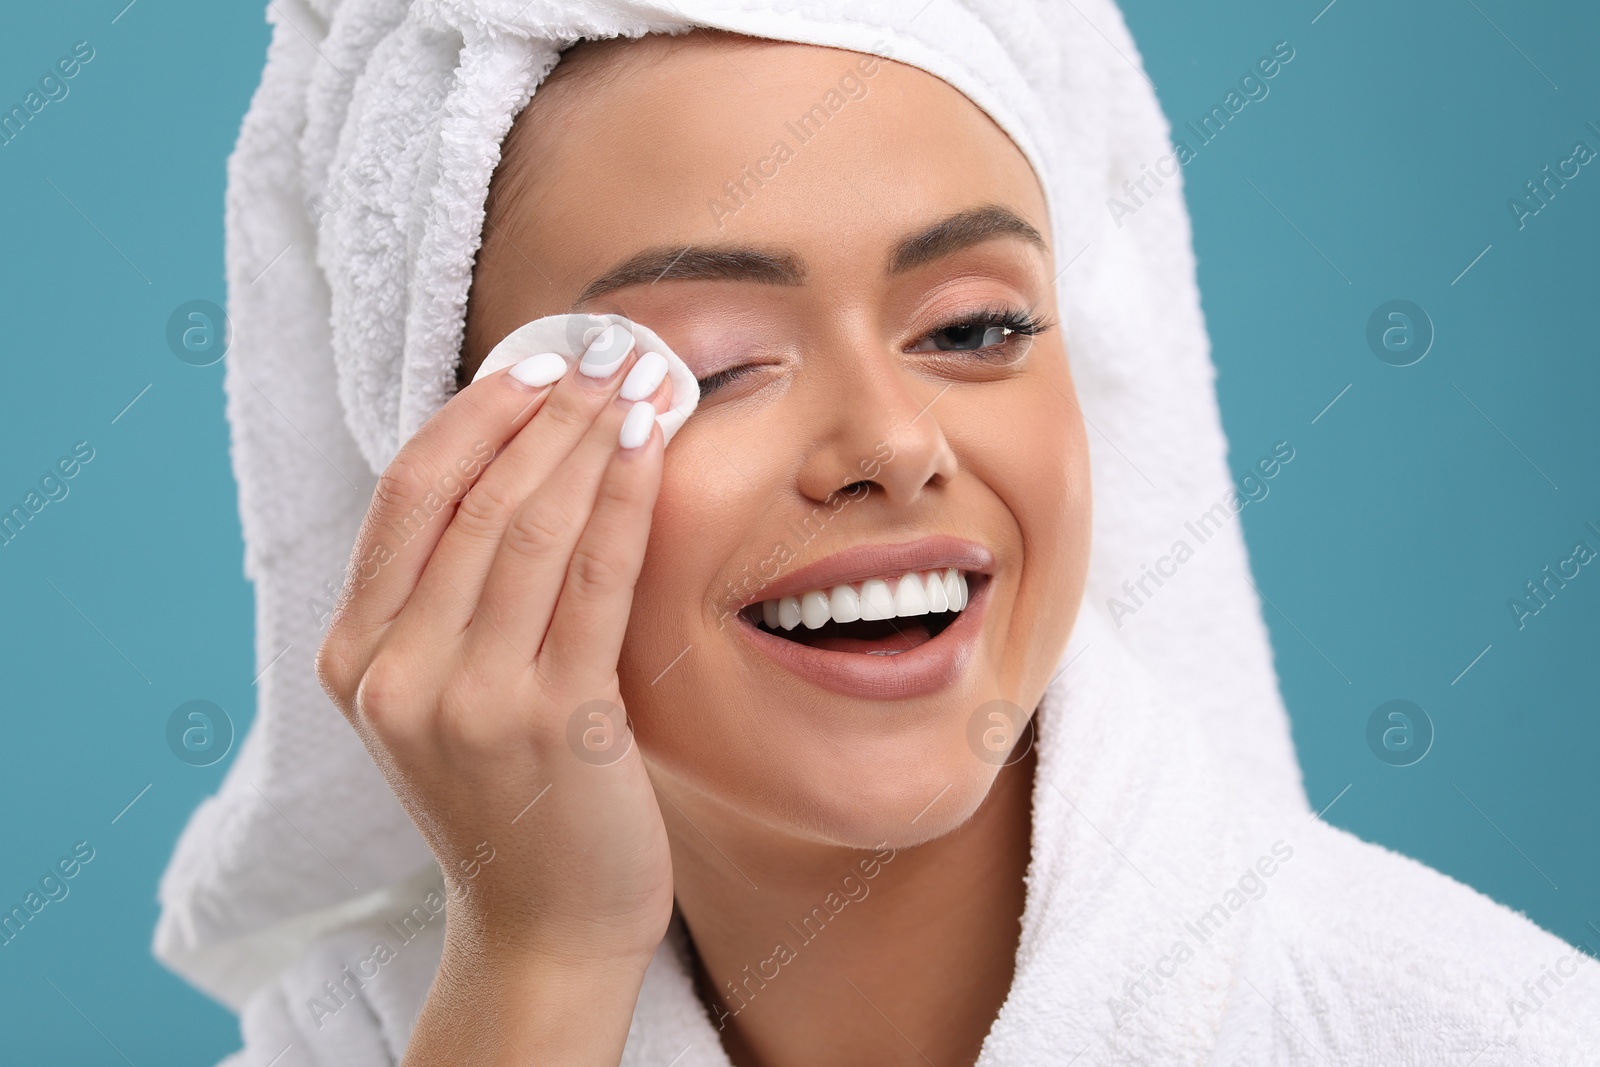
157;0;1600;1063
208;610;1600;1065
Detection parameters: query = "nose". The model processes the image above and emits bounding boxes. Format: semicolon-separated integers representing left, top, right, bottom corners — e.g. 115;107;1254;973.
794;345;959;509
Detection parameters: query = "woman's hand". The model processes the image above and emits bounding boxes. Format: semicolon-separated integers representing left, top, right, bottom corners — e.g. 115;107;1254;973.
315;327;677;1063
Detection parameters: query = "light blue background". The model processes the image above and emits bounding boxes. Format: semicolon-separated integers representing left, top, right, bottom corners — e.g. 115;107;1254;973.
0;0;1595;1060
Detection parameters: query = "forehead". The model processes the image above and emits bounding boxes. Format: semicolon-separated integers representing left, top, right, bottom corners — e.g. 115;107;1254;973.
494;32;1050;271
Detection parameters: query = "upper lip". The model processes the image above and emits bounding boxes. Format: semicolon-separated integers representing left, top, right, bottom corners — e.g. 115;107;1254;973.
731;534;995;611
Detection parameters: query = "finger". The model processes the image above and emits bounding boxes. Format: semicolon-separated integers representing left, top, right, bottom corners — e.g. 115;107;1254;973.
330;363;560;651
406;326;658;633
455;376;666;675
538;411;663;694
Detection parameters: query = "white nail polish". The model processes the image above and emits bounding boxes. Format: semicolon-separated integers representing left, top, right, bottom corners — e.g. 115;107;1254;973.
508;351;567;388
579;324;634;379
618;400;656;449
619;351;668;401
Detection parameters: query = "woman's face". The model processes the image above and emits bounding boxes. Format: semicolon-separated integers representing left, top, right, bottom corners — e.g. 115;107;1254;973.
466;32;1090;849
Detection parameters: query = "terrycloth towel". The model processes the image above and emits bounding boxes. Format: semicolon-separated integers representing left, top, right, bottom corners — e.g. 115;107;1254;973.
214;611;1600;1065
154;0;1600;1062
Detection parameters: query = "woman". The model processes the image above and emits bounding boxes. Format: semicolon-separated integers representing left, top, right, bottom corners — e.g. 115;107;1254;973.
156;2;1599;1064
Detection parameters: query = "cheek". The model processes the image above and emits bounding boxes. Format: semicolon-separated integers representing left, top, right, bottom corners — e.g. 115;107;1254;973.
615;436;759;725
1019;372;1092;603
1027;353;1092;543
1030;408;1091;562
619;457;707;660
968;364;1091;569
960;358;1092;679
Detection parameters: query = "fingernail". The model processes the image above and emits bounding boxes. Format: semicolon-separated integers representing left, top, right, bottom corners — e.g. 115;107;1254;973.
619;351;668;402
508;352;568;388
619;400;656;449
579;324;635;380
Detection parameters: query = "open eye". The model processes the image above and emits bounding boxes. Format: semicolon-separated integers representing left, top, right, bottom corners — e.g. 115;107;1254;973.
694;304;1054;395
908;305;1052;356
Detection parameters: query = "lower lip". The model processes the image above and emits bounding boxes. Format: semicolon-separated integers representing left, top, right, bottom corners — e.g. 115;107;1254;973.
733;575;990;700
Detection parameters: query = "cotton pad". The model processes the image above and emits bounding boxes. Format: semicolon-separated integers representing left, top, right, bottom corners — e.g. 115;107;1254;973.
472;313;701;444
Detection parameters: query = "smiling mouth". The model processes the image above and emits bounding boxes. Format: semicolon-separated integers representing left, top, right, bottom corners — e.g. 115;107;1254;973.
739;570;976;655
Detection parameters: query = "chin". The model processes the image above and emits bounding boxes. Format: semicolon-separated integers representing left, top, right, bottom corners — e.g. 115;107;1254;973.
654;717;1005;851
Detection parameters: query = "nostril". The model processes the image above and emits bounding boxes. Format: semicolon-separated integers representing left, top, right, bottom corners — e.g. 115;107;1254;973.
838;480;870;497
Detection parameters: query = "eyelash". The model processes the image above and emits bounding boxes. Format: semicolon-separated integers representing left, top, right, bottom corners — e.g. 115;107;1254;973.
695;364;757;397
693;304;1054;396
915;304;1054;357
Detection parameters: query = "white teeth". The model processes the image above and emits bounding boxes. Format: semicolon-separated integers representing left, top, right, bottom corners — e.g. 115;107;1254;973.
829;584;861;623
800;590;832;629
753;569;974;629
859;578;894;621
893;574;929;616
944;568;965;611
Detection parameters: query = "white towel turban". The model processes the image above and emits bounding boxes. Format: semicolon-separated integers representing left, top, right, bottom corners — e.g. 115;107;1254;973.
158;0;1308;1010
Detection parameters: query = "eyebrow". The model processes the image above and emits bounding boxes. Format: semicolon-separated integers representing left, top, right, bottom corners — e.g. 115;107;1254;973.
571;204;1047;306
886;205;1048;274
574;246;803;305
